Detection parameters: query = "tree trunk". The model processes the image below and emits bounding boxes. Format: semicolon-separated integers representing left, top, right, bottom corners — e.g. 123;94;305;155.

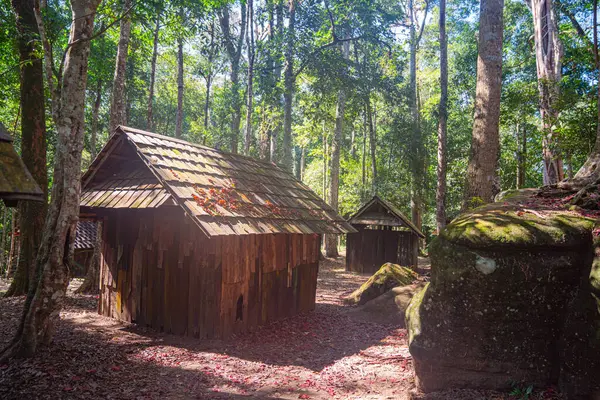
203;20;216;133
408;0;425;233
90;78;102;160
5;0;48;297
219;3;246;153
528;0;564;185
572;0;600;184
108;0;131;133
516;124;527;188
175;33;184;138
147;11;160;131
322;122;328;200
325;39;349;258
244;0;255;155
75;222;102;294
362;108;367;198
367;97;377;195
0;206;7;275
282;0;295;171
436;0;448;233
6;210;18;279
464;0;504;205
1;0;102;360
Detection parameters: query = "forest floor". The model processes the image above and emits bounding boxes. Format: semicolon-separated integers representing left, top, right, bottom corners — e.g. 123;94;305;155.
0;256;545;400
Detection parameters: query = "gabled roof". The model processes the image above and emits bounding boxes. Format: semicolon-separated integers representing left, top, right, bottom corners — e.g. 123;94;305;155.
0;124;44;205
348;195;425;238
81;126;355;238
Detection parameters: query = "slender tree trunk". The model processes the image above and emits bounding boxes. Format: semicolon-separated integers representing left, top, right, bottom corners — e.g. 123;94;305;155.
527;0;564;185
244;0;255;155
175;33;184;138
325;40;349;258
0;206;6;275
108;0;131;133
147;11;160;131
464;0;504;205
516;124;527;188
0;0;102;360
6;210;17;279
573;0;600;184
408;0;425;232
203;20;216;132
322;122;328;200
436;0;448;233
90;78;102;160
219;3;246;153
75;222;102;294
367;97;377;195
5;0;48;297
362;108;367;197
282;0;295;171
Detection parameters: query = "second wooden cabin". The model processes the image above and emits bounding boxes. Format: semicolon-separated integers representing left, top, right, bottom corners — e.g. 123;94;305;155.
346;196;424;273
80;126;353;339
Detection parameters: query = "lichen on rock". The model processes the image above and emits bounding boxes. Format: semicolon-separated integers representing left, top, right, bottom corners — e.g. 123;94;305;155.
344;263;418;306
406;194;600;398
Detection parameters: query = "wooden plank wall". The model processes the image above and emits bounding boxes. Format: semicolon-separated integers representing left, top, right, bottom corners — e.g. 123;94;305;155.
346;227;418;273
98;208;321;339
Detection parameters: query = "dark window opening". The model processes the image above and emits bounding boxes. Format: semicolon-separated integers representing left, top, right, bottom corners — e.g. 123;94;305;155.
236;295;244;321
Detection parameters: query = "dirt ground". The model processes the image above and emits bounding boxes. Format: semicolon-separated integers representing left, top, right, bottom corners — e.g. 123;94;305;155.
0;256;532;399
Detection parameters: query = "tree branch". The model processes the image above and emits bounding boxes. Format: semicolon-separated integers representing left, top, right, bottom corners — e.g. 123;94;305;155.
416;0;431;48
555;0;594;51
294;36;364;78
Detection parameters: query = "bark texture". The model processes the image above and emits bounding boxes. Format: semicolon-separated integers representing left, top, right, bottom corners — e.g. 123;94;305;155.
108;0;131;134
175;34;184;138
464;0;504;205
436;0;447;233
1;0;101;360
5;0;48;297
528;0;564;185
324;39;349;258
219;3;246;153
244;0;255;155
90;79;102;160
282;0;295;171
147;12;160;131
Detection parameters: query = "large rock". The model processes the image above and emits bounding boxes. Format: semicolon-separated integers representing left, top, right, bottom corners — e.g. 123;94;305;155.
406;195;600;398
344;263;418;306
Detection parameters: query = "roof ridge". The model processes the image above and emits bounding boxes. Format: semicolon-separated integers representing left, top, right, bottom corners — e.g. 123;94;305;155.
117;126;285;170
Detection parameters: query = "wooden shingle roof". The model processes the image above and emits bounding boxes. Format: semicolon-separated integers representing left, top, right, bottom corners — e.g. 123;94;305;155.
348;195;425;238
0;124;44;205
81;126;355;238
74;221;97;249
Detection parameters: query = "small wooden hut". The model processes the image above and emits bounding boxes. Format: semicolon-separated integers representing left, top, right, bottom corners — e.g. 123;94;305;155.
346;196;424;273
0;124;43;206
80;126;353;339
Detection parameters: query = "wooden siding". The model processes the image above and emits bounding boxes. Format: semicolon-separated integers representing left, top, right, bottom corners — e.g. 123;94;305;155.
346;227;419;273
98;208;320;338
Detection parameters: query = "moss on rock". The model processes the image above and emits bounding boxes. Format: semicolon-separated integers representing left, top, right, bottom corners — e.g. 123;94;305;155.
344;263;418;305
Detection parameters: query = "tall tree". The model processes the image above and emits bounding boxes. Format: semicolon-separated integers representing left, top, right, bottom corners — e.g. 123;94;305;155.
175;6;185;138
282;0;295;170
219;2;246;152
244;0;255;155
147;9;160;131
464;0;505;205
108;0;132;133
408;0;429;232
436;0;447;232
527;0;564;185
1;0;102;360
5;0;48;297
324;38;350;258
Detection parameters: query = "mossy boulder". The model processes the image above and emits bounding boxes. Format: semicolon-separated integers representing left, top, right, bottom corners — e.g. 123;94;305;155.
406;200;600;398
344;263;418;305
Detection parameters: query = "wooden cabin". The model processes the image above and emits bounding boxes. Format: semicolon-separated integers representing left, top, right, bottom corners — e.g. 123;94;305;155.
346;196;424;273
0;124;43;206
80;126;353;339
73;221;97;277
